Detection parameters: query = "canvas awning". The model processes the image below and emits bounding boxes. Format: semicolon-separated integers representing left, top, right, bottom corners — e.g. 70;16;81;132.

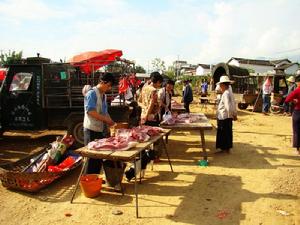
68;49;123;74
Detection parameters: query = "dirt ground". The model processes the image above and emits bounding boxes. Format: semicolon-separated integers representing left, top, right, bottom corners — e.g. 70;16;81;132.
0;101;299;225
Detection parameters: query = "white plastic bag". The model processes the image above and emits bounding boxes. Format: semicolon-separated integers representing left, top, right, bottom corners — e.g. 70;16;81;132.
162;111;172;121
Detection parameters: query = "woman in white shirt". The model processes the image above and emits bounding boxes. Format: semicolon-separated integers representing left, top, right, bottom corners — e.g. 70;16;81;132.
159;79;175;120
216;76;237;153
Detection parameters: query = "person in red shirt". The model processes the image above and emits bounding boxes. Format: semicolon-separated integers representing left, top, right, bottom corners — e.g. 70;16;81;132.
129;73;141;100
285;74;300;155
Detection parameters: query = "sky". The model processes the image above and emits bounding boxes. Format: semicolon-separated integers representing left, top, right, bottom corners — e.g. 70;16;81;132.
0;0;300;70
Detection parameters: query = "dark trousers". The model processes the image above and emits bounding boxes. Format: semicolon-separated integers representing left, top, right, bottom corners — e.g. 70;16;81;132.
145;120;160;127
84;128;104;174
284;102;294;114
292;110;300;148
216;118;233;150
184;102;190;113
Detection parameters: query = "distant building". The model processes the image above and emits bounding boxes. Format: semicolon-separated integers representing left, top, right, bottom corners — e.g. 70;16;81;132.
227;57;299;75
173;60;188;69
196;64;212;76
228;57;276;73
180;64;197;76
172;60;214;76
172;60;188;77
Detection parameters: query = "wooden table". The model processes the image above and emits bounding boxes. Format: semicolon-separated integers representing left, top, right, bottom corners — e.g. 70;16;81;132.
160;113;213;161
172;105;186;114
70;129;173;218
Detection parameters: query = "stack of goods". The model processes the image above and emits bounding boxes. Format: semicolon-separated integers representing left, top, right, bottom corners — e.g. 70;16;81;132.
88;125;163;151
0;134;82;192
161;113;206;125
26;135;80;173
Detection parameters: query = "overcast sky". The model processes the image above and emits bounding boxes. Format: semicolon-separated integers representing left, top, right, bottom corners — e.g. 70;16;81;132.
0;0;299;70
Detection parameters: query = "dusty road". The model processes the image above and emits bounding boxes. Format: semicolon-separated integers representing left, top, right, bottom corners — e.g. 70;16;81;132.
0;103;299;225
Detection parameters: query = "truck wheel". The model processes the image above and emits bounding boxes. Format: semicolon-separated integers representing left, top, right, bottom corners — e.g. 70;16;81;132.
238;103;248;110
68;119;84;147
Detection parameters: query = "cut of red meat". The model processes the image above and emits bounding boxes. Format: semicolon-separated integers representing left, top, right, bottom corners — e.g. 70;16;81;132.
88;125;163;150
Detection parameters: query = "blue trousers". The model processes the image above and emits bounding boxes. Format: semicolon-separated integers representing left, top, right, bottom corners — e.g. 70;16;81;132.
262;94;271;113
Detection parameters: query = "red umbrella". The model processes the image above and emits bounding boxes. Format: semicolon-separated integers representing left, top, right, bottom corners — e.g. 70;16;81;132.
69;49;123;74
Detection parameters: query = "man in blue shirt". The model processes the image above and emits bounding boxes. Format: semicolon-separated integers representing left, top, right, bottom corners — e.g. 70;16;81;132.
83;73;115;173
201;79;208;96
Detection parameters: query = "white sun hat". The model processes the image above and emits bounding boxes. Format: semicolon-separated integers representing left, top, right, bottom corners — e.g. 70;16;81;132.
216;75;235;85
287;76;295;83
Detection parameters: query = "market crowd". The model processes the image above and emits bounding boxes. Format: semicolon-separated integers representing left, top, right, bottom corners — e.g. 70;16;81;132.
81;70;300;190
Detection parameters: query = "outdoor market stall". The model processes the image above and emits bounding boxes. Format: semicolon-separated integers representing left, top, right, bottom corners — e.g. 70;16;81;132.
160;113;213;161
70;128;173;218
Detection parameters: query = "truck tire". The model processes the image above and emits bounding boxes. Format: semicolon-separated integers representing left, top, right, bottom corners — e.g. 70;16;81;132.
67;118;84;147
238;103;248;110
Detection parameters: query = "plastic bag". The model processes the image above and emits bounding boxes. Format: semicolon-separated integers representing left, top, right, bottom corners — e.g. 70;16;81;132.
163;111;172;121
47;156;76;172
26;153;51;172
48;142;66;164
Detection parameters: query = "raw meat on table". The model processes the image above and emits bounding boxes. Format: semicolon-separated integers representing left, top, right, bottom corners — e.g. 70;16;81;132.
87;125;163;151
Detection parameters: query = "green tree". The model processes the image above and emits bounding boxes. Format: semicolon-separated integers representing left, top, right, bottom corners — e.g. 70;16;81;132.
0;50;23;67
165;69;176;81
106;61;134;74
151;58;166;72
135;65;146;73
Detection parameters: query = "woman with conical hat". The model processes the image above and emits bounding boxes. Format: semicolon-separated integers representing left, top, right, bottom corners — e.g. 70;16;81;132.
215;75;237;153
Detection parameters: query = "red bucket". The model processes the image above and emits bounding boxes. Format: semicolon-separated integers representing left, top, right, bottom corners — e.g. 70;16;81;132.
79;174;102;198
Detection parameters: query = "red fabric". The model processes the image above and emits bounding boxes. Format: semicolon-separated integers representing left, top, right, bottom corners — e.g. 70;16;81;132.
119;77;130;94
285;87;300;110
129;76;141;88
69;49;123;74
47;156;76;172
0;70;6;81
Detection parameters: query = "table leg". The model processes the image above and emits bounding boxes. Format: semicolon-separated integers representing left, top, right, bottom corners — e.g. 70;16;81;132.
162;138;174;172
200;130;208;161
139;151;142;184
70;156;88;203
134;157;139;218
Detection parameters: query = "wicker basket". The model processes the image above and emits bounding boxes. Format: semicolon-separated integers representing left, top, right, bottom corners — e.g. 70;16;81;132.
0;149;82;192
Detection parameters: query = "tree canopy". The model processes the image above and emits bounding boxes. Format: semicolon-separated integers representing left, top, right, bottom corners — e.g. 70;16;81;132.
135;65;146;73
151;58;166;72
0;50;23;67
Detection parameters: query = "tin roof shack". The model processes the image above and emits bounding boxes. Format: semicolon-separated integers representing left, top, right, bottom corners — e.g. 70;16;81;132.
0;57;133;146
